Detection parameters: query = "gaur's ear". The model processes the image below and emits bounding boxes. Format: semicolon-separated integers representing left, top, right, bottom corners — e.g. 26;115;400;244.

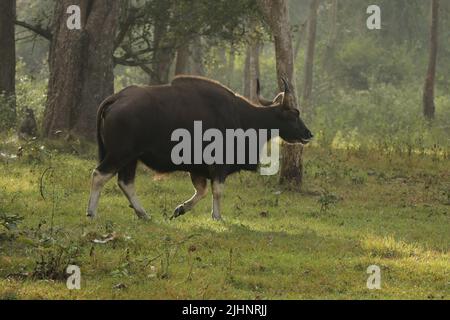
273;93;285;105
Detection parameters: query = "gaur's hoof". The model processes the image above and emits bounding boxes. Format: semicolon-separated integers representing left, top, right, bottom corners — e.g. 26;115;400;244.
170;205;186;220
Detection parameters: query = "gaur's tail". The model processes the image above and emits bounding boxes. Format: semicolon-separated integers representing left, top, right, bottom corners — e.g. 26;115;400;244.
96;95;117;164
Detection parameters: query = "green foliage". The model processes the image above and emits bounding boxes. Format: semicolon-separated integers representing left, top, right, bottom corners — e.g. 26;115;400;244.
0;59;48;134
0;212;24;231
115;0;259;81
317;190;340;214
15;59;48;127
32;244;81;281
0;94;16;131
335;38;414;89
312;84;450;155
0;148;449;299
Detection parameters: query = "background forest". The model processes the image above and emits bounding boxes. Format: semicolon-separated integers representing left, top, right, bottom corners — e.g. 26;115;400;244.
0;0;449;300
2;0;450;152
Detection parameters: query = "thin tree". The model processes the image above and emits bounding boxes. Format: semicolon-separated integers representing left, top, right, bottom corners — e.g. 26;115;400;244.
226;47;236;87
259;0;304;188
247;40;260;102
294;20;308;61
244;26;261;102
423;0;439;120
0;0;16;122
324;0;338;73
302;0;320;112
191;36;206;76
175;44;191;75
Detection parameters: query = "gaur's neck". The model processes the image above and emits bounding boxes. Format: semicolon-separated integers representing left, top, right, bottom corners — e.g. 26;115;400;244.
238;99;280;131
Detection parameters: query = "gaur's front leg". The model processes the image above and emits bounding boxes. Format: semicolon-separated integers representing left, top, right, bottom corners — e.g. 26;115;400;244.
172;173;208;219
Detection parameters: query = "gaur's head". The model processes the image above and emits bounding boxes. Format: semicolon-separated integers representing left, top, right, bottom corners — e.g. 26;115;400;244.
257;78;313;144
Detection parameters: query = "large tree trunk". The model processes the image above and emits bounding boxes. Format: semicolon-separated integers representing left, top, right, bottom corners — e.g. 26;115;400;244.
44;0;120;140
0;0;16;122
259;0;304;188
423;0;439;120
302;0;320;112
151;5;174;84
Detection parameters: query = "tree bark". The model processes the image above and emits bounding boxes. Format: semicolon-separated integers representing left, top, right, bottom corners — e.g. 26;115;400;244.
226;47;236;87
244;40;260;102
324;0;338;72
191;37;206;76
302;0;320;112
423;0;439;120
44;0;121;140
258;0;304;188
294;20;307;61
175;43;191;75
151;4;174;84
0;0;16;121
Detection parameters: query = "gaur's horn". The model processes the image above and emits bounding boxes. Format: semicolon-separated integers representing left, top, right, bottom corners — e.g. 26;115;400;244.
256;79;274;106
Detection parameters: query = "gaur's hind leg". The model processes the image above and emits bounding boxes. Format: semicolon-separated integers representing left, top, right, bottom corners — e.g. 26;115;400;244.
118;160;150;220
172;173;208;219
87;156;117;218
211;179;225;221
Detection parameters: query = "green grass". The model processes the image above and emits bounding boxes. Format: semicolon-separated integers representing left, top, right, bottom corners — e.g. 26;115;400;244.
0;144;449;300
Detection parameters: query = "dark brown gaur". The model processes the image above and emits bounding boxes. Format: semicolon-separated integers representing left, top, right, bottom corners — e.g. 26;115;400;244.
86;76;313;221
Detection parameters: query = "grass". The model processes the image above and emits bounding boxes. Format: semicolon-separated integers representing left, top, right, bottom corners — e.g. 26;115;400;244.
0;141;449;300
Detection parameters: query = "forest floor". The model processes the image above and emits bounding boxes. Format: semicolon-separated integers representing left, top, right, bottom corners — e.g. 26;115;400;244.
0;142;449;300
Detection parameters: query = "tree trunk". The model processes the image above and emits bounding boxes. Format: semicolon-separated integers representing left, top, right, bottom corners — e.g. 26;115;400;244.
302;0;320;112
258;0;304;188
191;37;206;76
151;6;174;84
294;20;307;61
44;0;120;140
175;43;191;75
0;0;16;122
227;47;236;87
244;40;260;102
244;51;250;96
152;52;174;84
423;0;439;120
324;0;338;72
